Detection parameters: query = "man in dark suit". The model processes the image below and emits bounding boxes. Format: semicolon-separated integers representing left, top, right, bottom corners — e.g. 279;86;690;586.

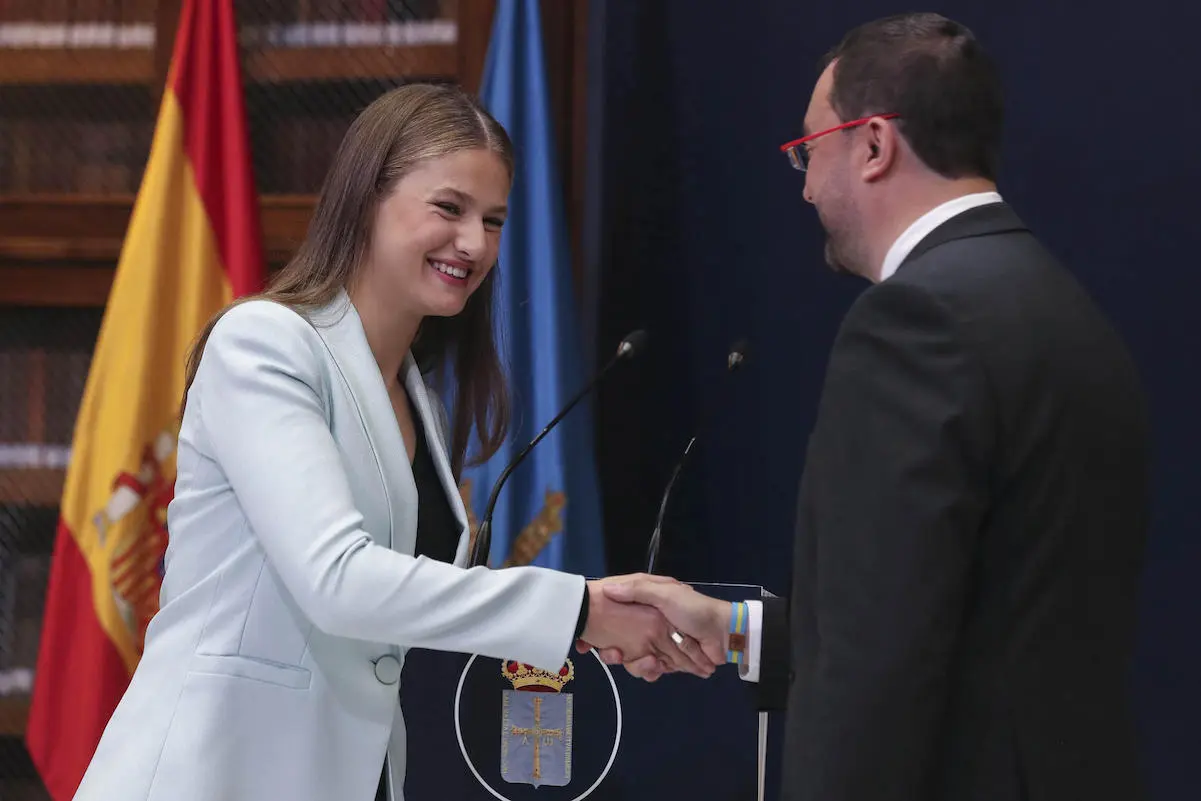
592;12;1151;801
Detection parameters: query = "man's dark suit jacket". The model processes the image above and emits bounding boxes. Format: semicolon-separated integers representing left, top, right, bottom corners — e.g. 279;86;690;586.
756;203;1150;801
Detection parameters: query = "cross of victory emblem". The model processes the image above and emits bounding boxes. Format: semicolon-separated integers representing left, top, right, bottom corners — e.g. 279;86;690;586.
499;660;574;787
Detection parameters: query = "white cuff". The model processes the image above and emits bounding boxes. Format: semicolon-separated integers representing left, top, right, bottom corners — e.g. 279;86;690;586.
736;600;763;683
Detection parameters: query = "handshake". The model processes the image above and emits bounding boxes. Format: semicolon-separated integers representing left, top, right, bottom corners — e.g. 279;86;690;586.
575;574;733;682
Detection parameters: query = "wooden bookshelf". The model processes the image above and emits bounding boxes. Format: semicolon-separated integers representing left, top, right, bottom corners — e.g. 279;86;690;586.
0;267;113;308
245;44;458;83
0;196;138;245
0;194;320;306
0;193;315;244
0;0;597;308
0;698;30;738
0;469;65;507
0;1;512;307
0;48;156;86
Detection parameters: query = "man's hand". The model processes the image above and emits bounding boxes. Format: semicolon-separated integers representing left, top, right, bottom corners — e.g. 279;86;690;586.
576;575;718;680
579;577;729;682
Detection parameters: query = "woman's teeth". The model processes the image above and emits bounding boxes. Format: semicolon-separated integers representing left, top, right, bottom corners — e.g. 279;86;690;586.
431;260;468;279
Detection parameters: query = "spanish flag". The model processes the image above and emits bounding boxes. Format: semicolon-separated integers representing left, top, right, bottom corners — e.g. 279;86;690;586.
25;1;263;797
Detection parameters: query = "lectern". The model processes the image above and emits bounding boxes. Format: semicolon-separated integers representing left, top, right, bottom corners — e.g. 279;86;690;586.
399;582;783;801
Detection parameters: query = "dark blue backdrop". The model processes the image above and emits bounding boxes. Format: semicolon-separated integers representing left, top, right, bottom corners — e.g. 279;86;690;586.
584;2;1201;799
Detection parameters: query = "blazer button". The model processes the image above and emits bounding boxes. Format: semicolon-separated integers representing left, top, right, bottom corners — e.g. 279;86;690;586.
373;654;402;685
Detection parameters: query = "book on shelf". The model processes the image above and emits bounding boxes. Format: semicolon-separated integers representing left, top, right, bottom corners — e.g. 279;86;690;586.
0;1;454;51
0;115;152;195
0;309;99;450
0;0;157;45
0;313;99;728
0;548;50;684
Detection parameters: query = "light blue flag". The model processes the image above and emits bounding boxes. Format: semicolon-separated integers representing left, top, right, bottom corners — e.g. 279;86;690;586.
456;0;606;575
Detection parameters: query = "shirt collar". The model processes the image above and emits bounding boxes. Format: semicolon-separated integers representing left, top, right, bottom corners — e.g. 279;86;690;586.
878;191;1004;282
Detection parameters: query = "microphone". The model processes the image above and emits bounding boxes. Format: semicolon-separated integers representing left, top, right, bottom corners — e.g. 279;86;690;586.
468;329;649;568
645;338;749;574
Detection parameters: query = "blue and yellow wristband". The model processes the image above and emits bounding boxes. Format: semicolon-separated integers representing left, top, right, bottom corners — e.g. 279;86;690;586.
727;601;749;665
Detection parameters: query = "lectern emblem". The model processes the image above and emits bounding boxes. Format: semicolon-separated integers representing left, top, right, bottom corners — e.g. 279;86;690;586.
499;659;575;787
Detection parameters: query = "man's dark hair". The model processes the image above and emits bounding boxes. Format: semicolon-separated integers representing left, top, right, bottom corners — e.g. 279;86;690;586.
822;13;1004;181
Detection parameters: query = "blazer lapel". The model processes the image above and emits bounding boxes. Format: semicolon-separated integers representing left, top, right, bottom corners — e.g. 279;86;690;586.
900;202;1030;269
308;290;417;552
402;359;471;565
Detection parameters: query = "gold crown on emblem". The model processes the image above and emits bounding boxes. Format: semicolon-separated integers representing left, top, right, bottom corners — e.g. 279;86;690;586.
501;659;575;692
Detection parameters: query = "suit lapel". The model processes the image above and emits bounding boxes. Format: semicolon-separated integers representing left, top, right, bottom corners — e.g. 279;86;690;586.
308;290;417;552
900;202;1029;270
402;359;471;564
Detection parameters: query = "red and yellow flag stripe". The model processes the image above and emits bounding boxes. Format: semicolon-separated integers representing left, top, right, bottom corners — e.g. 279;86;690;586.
25;2;263;798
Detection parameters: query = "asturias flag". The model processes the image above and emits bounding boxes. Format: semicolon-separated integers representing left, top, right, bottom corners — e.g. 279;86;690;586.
24;1;264;797
458;0;606;576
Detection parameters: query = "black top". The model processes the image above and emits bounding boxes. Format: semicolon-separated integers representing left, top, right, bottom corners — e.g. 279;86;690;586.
376;402;590;801
376;405;459;801
409;405;460;564
408;401;589;638
756;203;1150;801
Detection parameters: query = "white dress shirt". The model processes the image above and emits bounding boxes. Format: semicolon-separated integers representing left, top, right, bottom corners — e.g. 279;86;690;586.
738;190;1003;683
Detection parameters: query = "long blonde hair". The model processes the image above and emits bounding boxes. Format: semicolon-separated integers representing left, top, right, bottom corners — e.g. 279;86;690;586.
182;83;514;479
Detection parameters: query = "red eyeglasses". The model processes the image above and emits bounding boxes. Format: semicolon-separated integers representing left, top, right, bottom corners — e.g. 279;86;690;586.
779;113;900;171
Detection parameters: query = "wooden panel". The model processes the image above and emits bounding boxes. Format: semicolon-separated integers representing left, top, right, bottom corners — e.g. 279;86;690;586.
0;469;65;506
25;350;46;443
0;698;30;737
259;195;319;257
0;49;155;86
539;0;591;294
244;45;458;83
0;196;317;306
457;0;497;93
0;265;115;307
0;196;137;242
154;0;185;98
540;0;574;171
0;195;314;255
0;238;123;262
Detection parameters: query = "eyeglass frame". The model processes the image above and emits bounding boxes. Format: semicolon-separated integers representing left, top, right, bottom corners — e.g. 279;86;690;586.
779;113;900;172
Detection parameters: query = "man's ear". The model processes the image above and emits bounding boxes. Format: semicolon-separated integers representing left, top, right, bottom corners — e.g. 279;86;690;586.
861;117;895;182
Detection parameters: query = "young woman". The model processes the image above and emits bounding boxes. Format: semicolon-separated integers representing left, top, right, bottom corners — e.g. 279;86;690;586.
72;83;711;801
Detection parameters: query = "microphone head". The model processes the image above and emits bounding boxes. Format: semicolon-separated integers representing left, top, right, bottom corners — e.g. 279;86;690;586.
617;329;649;358
727;338;750;371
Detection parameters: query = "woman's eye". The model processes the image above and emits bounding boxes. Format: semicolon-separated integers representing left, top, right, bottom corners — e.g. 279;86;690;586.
435;202;462;215
485;217;506;230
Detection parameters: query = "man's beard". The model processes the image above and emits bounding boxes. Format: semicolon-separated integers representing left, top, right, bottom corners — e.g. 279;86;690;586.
823;238;849;274
816;201;856;275
823;234;857;275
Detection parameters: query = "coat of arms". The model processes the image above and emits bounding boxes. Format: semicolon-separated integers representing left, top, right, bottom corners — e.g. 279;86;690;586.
499;659;575;787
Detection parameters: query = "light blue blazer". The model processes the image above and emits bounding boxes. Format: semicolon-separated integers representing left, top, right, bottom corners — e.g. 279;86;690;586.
73;291;586;801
